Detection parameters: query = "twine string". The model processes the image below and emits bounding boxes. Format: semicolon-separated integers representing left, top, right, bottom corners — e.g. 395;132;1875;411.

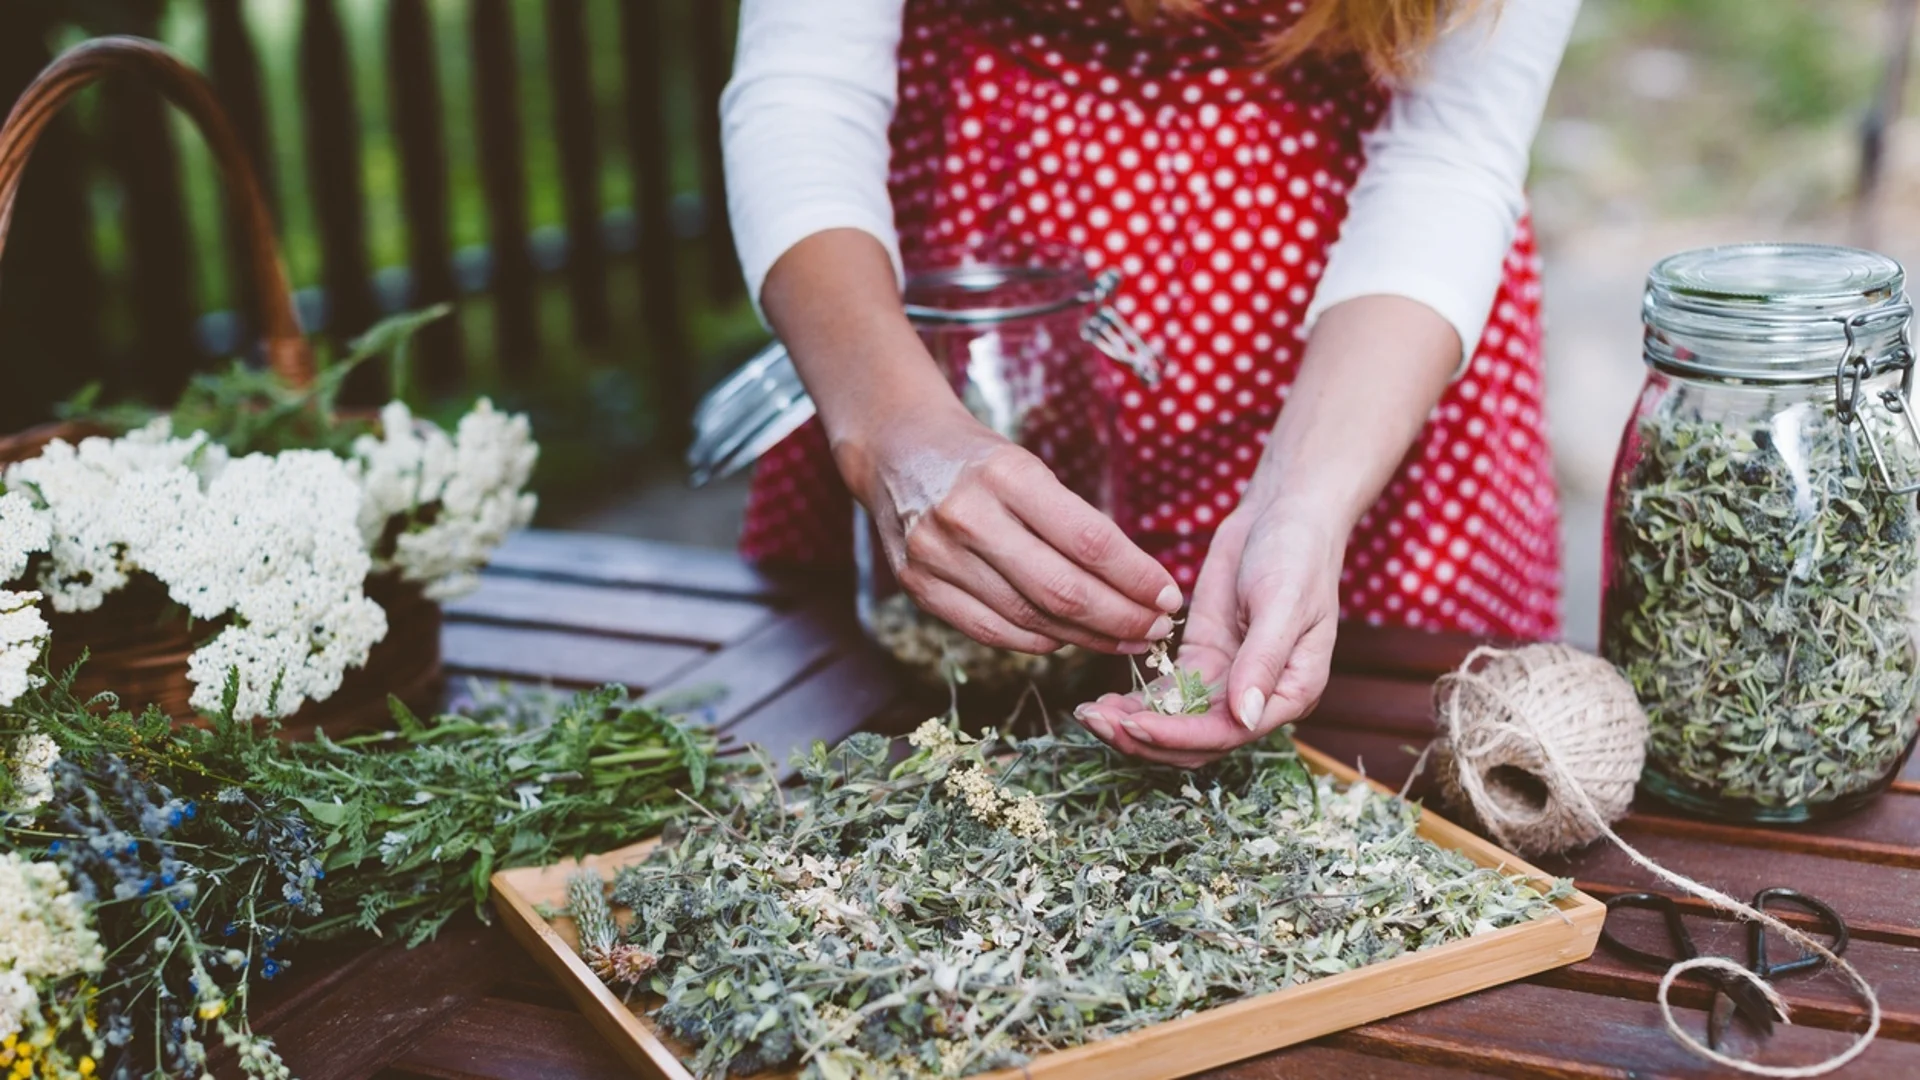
1434;646;1881;1078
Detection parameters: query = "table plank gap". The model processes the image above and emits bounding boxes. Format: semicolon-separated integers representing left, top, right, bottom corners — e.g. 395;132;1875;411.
486;530;784;600
447;575;773;647
643;607;859;729
723;648;911;779
442;622;707;690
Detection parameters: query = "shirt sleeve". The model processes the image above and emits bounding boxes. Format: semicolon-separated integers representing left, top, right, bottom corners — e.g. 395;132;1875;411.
722;0;907;318
1303;0;1582;374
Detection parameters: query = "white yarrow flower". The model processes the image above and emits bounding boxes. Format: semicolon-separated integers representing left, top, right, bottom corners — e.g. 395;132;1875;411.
0;853;105;1041
7;734;59;818
351;398;537;601
0;590;47;708
2;422;386;721
0;491;50;585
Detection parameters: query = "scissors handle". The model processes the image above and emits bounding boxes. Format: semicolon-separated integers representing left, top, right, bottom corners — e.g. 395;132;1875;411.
1602;891;1779;1043
1599;892;1699;969
1751;887;1850;979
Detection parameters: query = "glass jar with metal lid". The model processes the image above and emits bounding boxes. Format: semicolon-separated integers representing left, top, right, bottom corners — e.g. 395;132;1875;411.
1602;243;1920;823
688;253;1158;696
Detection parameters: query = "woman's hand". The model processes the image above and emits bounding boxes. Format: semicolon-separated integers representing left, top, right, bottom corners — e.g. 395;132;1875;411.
762;228;1181;656
1073;294;1462;764
840;397;1182;655
1074;503;1345;767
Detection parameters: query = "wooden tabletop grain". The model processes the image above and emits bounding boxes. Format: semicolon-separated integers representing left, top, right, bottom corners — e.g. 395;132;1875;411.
250;529;1919;1080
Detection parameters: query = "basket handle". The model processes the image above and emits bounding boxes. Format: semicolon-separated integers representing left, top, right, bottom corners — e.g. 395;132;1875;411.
0;36;313;387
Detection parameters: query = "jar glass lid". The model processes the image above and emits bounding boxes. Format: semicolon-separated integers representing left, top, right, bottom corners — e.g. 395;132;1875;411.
1643;243;1911;383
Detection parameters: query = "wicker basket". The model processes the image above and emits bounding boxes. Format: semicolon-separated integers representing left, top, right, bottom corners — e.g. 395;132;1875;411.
0;37;442;736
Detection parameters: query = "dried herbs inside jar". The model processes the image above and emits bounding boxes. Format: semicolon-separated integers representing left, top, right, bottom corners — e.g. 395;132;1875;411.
1604;404;1920;810
868;593;1091;694
580;719;1565;1079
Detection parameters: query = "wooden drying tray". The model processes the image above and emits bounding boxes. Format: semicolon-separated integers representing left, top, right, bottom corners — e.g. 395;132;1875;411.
490;739;1606;1080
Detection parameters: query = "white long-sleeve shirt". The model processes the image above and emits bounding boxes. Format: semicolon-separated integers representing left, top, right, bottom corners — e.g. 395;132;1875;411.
721;0;1580;363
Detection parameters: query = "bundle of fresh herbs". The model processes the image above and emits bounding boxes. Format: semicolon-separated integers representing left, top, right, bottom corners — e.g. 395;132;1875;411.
1604;403;1920;812
1;654;726;1078
580;717;1565;1080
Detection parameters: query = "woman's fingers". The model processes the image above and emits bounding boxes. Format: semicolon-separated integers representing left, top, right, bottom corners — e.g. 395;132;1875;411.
998;455;1182;615
942;546;1153;654
972;519;1173;648
1227;603;1335;732
903;573;1063;655
905;517;1151;653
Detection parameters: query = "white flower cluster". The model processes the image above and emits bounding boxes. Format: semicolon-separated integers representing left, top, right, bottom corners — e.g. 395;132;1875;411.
0;590;47;709
6;735;58;820
945;763;1053;841
350;399;537;601
1;422;387;721
0;853;104;1043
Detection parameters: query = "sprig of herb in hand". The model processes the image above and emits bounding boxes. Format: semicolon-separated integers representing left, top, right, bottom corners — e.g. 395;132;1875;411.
1132;637;1213;715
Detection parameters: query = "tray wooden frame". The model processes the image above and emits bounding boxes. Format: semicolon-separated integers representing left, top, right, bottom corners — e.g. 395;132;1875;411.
490;740;1606;1080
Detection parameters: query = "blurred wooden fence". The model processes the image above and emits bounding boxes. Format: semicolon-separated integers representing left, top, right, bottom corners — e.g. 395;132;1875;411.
0;0;741;450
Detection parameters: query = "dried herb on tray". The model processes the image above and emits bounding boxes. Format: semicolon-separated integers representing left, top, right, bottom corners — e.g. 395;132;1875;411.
868;593;1090;694
584;718;1566;1079
1604;405;1920;810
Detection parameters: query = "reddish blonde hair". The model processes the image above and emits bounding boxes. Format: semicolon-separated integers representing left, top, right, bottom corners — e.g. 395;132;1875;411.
1123;0;1479;80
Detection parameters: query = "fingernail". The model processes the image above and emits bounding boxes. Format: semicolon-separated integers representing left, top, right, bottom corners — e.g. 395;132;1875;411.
1119;718;1157;746
1147;615;1174;641
1074;704;1098;722
1237;689;1265;732
1156;584;1183;613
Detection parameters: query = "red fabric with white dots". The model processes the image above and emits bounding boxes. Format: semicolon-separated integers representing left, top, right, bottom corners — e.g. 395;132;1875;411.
739;0;1561;640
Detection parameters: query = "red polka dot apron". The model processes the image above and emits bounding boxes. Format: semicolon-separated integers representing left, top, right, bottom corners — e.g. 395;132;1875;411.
740;0;1562;641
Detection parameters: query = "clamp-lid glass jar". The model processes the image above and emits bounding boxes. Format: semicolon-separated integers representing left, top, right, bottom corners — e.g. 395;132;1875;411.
687;254;1158;696
1602;243;1920;823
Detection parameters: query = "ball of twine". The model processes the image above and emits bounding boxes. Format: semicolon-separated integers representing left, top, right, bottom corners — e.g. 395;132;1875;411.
1429;643;1647;858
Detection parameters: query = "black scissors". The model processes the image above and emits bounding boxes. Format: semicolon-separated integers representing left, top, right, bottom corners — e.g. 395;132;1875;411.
1599;888;1850;1050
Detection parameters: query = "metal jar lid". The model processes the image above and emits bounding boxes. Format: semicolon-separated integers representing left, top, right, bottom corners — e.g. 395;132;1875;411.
1643;243;1909;384
686;263;1157;487
1643;242;1920;494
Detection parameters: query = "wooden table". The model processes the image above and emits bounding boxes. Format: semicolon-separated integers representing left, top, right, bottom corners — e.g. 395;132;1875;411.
249;529;1919;1079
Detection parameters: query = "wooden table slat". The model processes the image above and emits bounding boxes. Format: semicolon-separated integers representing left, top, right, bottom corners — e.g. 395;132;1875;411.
1326;981;1918;1078
1196;1046;1505;1079
486;528;783;600
383;997;634;1080
442;622;708;690
1545;833;1920;947
1539;907;1920;1041
721;645;907;777
1620;795;1920;870
446;575;773;647
640;607;851;729
234;920;538;1080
